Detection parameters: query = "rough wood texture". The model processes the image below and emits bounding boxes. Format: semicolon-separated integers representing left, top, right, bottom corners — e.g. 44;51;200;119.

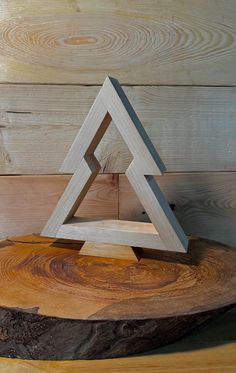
0;175;118;239
0;310;235;372
119;173;236;248
0;235;235;359
0;85;236;174
0;305;231;360
0;1;235;84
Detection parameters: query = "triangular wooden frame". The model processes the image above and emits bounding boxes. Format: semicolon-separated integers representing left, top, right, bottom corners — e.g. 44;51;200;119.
42;77;188;253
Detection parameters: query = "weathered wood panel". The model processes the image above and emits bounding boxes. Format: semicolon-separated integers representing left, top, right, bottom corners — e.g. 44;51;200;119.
0;0;235;84
0;85;236;174
119;173;236;248
0;174;118;239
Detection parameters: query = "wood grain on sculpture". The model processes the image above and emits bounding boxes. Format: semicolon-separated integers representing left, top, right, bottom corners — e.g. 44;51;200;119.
0;77;235;360
42;76;188;254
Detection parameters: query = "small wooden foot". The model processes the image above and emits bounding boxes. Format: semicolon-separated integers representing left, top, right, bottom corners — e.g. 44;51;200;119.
79;242;142;261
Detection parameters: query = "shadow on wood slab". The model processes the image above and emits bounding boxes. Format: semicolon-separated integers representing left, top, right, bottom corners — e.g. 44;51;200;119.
143;310;236;356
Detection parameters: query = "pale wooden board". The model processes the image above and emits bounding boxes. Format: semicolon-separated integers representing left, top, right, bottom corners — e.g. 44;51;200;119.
0;85;236;174
0;312;235;372
56;218;167;250
0;174;118;239
80;242;141;261
0;0;235;84
119;173;236;248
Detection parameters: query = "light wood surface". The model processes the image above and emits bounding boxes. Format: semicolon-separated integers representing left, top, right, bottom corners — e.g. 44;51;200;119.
0;312;235;373
0;174;118;240
56;218;166;250
43;77;187;253
0;85;236;174
1;173;236;247
42;156;101;237
61;77;166;175
119;173;236;248
125;167;187;252
80;242;141;261
0;0;235;84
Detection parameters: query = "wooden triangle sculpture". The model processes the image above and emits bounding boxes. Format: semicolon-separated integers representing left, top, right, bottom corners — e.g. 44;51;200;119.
42;77;188;254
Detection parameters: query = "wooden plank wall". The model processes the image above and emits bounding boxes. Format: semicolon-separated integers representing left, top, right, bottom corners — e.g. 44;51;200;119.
0;0;236;247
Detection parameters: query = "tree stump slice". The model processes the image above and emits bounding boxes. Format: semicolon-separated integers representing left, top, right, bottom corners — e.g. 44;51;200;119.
0;235;235;360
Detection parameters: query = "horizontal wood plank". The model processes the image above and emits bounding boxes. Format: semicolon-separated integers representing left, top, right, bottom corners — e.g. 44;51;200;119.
1;173;236;248
0;85;236;173
119;173;236;248
0;0;235;84
0;174;118;239
57;218;168;250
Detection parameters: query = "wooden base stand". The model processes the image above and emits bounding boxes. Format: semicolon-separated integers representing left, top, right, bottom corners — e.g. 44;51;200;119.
0;235;235;360
80;242;142;261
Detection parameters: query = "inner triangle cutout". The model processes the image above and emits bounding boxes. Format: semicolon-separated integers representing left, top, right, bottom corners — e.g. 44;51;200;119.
41;76;188;253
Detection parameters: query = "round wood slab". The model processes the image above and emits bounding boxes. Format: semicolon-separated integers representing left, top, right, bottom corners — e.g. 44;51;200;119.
0;235;235;360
